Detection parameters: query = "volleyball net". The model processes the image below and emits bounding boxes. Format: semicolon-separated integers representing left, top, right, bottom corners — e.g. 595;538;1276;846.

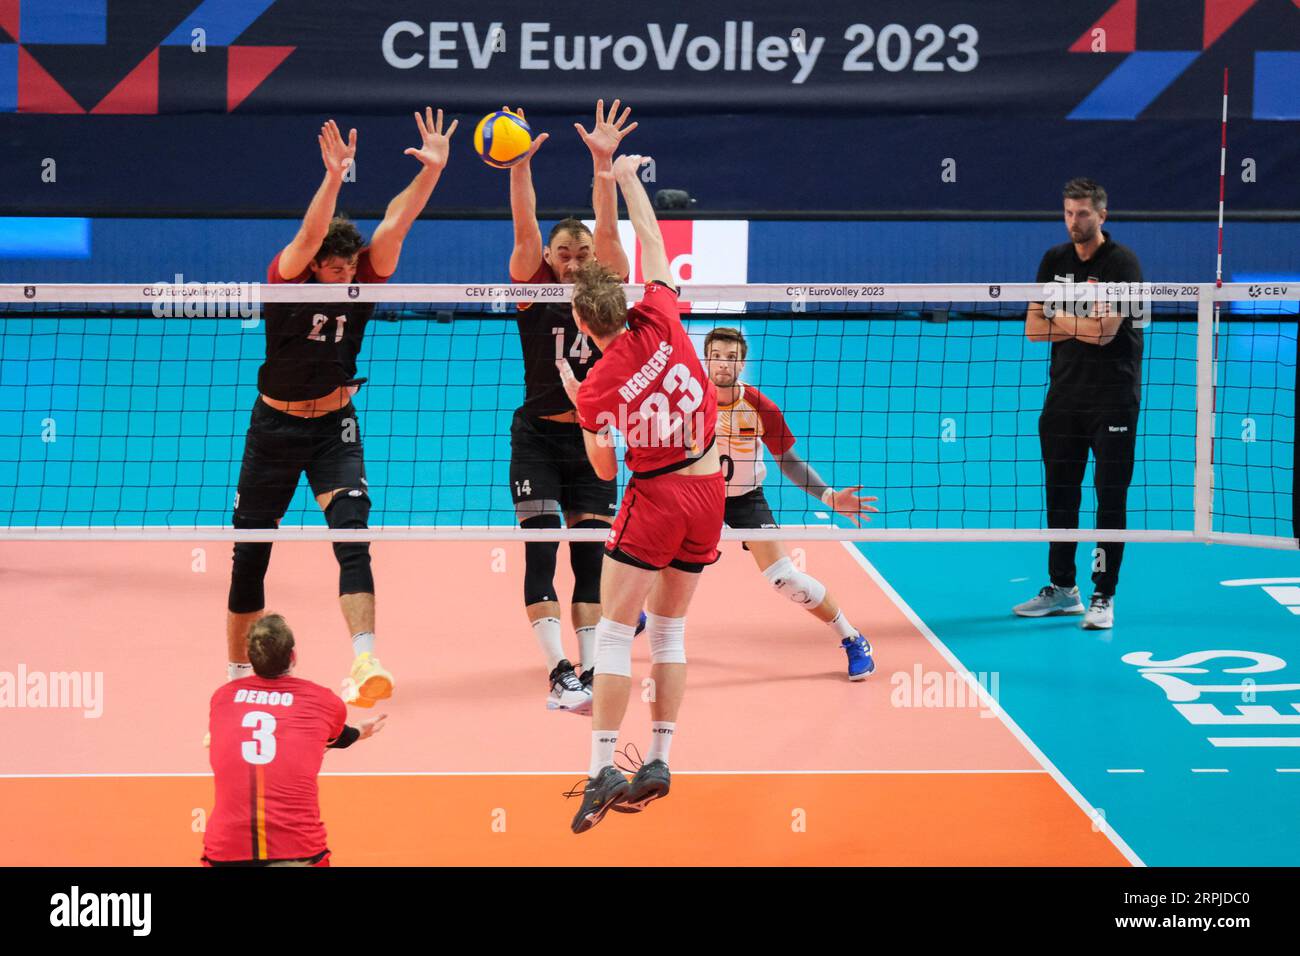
0;281;1295;547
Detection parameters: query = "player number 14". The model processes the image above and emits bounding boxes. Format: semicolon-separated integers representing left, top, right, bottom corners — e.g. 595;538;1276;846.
553;327;593;365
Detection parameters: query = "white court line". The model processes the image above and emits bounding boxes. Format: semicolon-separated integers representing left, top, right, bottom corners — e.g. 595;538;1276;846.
1191;769;1229;774
839;541;1147;867
0;769;1051;780
1276;769;1300;773
1107;770;1146;774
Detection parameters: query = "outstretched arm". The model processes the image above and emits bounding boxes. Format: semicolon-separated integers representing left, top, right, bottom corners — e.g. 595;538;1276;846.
367;108;458;279
609;154;669;286
776;449;879;527
575;99;637;279
275;120;354;280
507;107;550;280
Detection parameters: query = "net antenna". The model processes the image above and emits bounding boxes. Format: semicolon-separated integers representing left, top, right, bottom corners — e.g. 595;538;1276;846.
1205;68;1229;536
1215;68;1229;295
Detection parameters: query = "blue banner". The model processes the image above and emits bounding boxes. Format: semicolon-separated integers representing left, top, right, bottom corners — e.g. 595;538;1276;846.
1;1;1297;213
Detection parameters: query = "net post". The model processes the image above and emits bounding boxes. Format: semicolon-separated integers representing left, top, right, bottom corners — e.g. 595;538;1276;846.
1193;286;1216;541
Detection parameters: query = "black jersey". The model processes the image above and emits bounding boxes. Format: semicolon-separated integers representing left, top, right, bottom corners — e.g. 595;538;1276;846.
256;248;388;402
513;261;604;417
1034;231;1144;409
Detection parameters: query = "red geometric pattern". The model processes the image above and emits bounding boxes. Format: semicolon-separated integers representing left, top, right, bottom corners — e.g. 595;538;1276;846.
228;45;294;112
1070;0;1137;53
1203;0;1258;48
18;47;84;113
92;48;158;114
0;0;18;42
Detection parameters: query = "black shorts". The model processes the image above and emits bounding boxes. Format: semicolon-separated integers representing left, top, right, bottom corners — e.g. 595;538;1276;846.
724;487;778;550
232;400;366;523
509;409;617;519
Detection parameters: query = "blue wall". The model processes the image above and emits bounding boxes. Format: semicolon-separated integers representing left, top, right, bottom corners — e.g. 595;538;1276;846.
1;217;1297;284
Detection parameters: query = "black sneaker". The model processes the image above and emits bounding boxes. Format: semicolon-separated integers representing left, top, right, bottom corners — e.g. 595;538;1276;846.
547;659;591;713
566;765;630;834
579;666;595;692
622;759;671;813
610;744;671;814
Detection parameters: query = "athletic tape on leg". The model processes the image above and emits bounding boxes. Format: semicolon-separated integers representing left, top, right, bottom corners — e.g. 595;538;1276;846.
762;556;826;609
646;612;687;665
594;617;636;677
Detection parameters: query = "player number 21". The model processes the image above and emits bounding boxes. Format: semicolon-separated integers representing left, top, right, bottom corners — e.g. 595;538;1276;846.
241;711;277;765
553;327;593;365
308;313;348;343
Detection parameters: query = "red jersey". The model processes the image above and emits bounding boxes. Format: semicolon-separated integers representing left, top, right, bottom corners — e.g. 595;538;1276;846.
204;675;347;863
267;246;389;285
577;282;717;476
716;384;797;497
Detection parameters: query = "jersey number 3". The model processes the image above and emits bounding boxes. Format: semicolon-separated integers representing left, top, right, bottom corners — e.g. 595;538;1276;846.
241;711;277;765
553;327;592;365
308;314;348;343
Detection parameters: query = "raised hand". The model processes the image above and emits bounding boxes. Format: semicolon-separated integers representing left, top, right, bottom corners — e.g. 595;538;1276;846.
556;359;582;407
318;119;357;178
827;486;880;528
575;98;638;161
404;107;458;170
607;153;651;183
503;106;549;163
359;714;388;740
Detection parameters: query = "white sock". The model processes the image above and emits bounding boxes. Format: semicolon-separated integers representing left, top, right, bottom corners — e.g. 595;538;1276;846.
532;617;565;670
351;631;376;657
576;625;597;675
590;729;619;778
647;721;675;764
827;610;857;641
227;662;253;681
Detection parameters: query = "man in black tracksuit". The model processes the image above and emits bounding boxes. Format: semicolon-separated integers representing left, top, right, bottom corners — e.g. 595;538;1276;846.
1014;178;1143;630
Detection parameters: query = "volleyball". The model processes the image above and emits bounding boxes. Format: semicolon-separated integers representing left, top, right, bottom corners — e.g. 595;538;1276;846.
473;109;533;168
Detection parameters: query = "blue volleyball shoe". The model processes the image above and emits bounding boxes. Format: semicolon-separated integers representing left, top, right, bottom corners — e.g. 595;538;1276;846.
635;611;647;635
842;634;876;681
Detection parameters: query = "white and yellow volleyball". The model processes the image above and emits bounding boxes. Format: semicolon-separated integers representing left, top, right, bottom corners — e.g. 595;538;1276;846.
473;109;533;168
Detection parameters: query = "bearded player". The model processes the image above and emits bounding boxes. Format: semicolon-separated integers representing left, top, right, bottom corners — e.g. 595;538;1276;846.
506;100;641;714
703;327;878;679
557;153;724;834
226;110;456;706
204;614;386;867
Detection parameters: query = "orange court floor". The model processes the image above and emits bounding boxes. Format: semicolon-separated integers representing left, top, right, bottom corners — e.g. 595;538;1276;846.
0;539;1130;866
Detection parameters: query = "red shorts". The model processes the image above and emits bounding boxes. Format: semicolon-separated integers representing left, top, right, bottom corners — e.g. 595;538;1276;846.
202;850;330;867
605;470;726;572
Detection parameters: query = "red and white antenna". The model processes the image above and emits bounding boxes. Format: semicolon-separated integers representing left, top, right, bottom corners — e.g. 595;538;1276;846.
1215;68;1229;291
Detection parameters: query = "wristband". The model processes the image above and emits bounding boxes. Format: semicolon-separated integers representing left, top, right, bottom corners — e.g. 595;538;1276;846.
820;488;836;506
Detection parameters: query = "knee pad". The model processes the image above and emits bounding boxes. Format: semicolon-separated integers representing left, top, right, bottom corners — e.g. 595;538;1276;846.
594;617;636;677
569;519;609;605
522;514;561;605
762;556;826;609
646;612;687;665
327;489;374;596
228;514;276;614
